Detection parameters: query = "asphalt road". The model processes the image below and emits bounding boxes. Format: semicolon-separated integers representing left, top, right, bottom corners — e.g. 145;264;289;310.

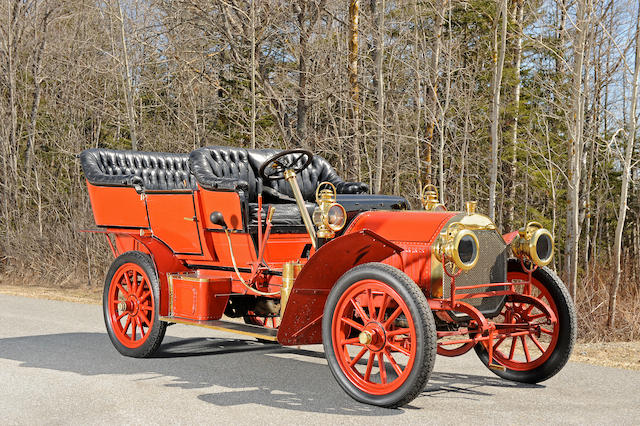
1;294;638;425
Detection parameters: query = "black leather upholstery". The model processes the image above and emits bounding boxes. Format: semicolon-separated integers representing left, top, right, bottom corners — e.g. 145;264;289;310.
188;146;256;201
248;202;316;227
80;146;407;231
246;148;369;202
80;148;195;191
190;146;368;203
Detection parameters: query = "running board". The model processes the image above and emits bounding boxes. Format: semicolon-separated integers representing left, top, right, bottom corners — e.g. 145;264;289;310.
159;316;278;342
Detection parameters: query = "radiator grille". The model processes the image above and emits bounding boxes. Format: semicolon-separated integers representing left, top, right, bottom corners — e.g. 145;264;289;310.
443;229;507;319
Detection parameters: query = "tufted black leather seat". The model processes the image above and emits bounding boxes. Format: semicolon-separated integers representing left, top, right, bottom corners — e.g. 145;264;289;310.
188;146;257;200
80;148;195;191
246;148;369;202
190;146;371;228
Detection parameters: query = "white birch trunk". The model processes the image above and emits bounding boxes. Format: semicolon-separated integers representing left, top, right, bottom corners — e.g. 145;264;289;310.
488;0;508;221
565;0;590;300
608;5;640;328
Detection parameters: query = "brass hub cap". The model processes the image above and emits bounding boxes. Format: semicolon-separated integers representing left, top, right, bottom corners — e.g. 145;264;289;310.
358;330;373;345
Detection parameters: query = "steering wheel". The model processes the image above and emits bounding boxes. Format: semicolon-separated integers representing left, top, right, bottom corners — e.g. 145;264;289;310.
258;148;313;181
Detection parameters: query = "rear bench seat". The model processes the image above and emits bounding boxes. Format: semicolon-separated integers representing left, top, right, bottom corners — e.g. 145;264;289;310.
80;148;195;191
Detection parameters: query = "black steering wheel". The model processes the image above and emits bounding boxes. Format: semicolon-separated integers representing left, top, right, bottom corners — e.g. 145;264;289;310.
258;148;313;181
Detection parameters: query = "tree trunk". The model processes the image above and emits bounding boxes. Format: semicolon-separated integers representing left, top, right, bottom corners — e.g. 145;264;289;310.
488;0;508;221
438;5;452;203
424;1;446;186
250;0;256;149
413;0;422;190
373;0;385;193
507;0;523;229
116;0;137;150
608;4;640;328
565;0;590;300
348;0;361;181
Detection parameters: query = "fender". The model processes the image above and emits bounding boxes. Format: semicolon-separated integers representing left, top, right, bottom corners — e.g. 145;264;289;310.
127;234;188;316
277;229;403;345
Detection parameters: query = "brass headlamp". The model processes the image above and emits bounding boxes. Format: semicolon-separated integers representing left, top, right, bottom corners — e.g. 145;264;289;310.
312;182;346;239
433;222;480;271
511;221;554;267
421;184;446;211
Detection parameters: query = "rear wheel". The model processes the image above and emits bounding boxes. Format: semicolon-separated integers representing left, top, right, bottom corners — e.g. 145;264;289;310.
103;251;166;358
475;258;576;383
323;263;436;408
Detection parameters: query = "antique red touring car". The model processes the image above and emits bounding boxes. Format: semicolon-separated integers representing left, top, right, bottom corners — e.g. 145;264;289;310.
80;146;576;407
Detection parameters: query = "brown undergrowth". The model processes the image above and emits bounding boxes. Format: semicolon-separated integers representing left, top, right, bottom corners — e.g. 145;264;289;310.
1;254;639;342
574;263;640;342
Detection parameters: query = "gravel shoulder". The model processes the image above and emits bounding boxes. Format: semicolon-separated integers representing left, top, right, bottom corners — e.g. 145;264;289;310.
1;283;638;371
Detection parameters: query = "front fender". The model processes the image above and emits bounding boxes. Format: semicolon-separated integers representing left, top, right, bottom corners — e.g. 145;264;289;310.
277;230;402;345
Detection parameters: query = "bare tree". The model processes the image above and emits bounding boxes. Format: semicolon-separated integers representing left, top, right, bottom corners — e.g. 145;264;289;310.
372;0;385;193
348;0;361;180
565;0;591;300
507;0;524;229
488;0;508;221
609;3;640;328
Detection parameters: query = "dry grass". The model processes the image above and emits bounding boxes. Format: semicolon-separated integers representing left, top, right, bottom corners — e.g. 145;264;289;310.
574;264;640;342
571;341;640;370
0;283;101;304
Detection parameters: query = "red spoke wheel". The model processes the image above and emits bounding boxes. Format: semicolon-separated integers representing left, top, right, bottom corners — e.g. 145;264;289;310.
103;251;167;358
243;311;280;344
244;311;280;329
437;340;476;357
475;258;576;383
322;263;436;408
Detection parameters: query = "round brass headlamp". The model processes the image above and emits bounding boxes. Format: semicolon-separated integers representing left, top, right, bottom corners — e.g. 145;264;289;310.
433;225;480;271
326;203;346;231
512;222;554;267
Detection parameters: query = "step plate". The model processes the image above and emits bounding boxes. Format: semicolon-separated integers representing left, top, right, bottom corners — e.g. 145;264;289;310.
160;316;278;342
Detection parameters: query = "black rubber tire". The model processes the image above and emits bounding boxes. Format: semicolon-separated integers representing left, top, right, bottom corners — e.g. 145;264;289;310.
322;262;437;408
474;258;576;383
103;251;167;358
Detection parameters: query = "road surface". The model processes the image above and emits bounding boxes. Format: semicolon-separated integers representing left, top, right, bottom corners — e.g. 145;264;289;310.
0;294;638;424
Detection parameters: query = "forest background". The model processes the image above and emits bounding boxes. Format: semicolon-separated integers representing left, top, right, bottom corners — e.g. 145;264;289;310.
1;0;639;341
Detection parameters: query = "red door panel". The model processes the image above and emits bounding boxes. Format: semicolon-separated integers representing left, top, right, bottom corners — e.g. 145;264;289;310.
146;193;202;255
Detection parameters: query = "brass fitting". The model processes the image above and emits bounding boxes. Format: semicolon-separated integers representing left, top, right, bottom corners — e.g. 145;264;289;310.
433;223;480;271
279;261;302;318
312;182;346;239
511;221;554;267
465;201;477;215
358;330;373;345
421;184;446;211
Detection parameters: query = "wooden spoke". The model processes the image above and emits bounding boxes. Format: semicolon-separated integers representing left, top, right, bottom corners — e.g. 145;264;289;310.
349;347;368;367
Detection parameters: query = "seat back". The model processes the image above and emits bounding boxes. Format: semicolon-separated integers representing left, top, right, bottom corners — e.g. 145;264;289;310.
189;146;257;201
80;148;195;190
246;148;363;202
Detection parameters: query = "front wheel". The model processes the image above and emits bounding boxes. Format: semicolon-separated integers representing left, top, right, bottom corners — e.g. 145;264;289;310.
322;263;436;408
103;251;167;358
475;258;576;383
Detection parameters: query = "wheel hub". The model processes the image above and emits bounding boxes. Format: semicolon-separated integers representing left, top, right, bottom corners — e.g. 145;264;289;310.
119;296;139;315
128;296;139;315
361;322;386;352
